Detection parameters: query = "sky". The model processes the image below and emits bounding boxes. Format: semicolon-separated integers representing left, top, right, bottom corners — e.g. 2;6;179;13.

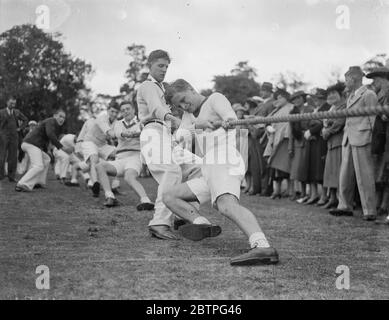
1;0;389;96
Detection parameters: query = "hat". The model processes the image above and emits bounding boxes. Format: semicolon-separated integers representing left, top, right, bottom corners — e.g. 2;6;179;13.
274;88;290;100
310;88;327;99
232;103;247;113
28;120;37;126
250;96;264;103
290;90;307;101
326;82;346;95
345;66;365;78
366;67;389;80
261;82;273;92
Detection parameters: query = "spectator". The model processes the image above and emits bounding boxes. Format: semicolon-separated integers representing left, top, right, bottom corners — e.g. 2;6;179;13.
366;67;389;224
0;96;28;182
288;91;314;201
321;82;346;209
329;66;378;221
234;102;263;195
264;89;293;199
257;82;276;196
304;88;331;205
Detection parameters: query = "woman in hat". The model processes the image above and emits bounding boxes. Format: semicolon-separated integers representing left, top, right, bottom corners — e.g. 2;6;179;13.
288;91;314;201
304;88;331;205
264;89;294;199
321;83;346;209
234;102;263;195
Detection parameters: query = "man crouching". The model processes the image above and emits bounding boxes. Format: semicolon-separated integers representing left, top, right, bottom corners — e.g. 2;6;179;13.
96;101;154;210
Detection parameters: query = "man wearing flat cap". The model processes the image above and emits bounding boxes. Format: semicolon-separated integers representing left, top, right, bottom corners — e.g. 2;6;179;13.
330;66;379;221
366;67;389;224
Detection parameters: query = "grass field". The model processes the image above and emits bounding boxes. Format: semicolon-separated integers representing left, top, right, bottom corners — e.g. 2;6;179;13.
1;172;388;300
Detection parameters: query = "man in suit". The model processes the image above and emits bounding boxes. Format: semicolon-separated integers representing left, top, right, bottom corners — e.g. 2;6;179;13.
330;66;379;221
0;96;28;182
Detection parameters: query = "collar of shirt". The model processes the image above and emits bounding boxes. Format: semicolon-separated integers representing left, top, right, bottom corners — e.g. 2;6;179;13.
147;75;165;93
122;117;138;127
6;108;13;116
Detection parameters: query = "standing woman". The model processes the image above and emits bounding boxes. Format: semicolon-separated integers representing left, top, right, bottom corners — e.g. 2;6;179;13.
240;100;264;195
264;89;294;199
321;83;346;209
304;88;331;205
288;91;314;201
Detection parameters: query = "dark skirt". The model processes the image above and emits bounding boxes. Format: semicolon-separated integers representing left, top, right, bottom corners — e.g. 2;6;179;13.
246;136;265;194
307;137;327;184
290;142;310;182
270;139;291;174
270;168;289;181
323;146;342;189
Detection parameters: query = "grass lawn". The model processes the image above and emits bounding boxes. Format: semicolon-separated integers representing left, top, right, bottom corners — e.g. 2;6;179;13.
1;173;388;300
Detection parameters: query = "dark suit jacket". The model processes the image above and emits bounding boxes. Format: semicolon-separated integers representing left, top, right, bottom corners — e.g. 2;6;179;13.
0;108;28;136
23;117;63;152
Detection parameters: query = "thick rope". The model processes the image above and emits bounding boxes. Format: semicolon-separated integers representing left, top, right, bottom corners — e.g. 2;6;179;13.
225;104;389;127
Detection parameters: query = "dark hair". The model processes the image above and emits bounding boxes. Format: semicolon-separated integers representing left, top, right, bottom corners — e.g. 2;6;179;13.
108;100;120;111
119;100;133;108
147;50;171;66
54;108;66;115
274;89;290;101
164;79;193;105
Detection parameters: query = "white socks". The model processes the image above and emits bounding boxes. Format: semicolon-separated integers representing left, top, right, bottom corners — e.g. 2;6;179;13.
140;196;152;203
193;216;211;225
249;232;270;249
105;191;115;199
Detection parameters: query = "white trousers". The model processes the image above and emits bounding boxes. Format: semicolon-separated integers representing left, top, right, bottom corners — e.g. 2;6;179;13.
18;143;51;190
141;124;182;227
54;149;71;179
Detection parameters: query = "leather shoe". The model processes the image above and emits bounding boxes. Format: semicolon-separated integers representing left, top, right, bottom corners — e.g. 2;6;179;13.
65;181;80;187
15;184;31;192
305;197;320;205
149;225;178;240
322;200;338;209
173;218;188;230
180;224;222;241
104;197;119;207
92;182;100;197
136;202;154;211
315;198;329;207
230;247;279;266
296;196;309;204
363;215;377;221
375;217;389;225
329;208;353;217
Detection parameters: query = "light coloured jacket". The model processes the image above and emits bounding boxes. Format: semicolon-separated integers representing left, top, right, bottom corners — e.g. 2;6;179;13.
343;85;378;147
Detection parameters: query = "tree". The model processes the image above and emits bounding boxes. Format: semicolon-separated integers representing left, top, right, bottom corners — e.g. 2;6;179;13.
230;61;257;79
120;44;150;113
363;53;387;73
212;61;260;104
0;24;93;132
272;71;308;92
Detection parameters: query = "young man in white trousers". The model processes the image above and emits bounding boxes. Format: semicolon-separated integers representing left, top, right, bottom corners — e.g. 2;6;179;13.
16;109;72;192
163;79;279;266
137;50;183;240
96;101;154;210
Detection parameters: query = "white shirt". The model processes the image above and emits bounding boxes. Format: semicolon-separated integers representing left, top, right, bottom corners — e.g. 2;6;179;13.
83;113;116;147
113;117;141;152
136;75;171;123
